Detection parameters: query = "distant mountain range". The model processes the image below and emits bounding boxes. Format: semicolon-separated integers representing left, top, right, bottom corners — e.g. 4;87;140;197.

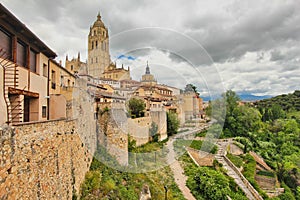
238;93;273;101
202;93;273;102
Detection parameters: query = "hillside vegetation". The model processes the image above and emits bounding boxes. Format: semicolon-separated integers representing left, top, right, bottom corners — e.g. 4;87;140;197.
206;90;300;199
254;90;300;111
80;144;185;200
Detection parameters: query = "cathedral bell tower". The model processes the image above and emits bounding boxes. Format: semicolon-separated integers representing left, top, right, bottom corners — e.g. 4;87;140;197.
87;12;111;78
141;61;157;86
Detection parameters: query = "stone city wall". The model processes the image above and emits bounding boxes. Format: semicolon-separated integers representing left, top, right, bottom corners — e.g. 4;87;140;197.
128;117;151;146
0;119;93;200
98;109;128;166
150;111;167;141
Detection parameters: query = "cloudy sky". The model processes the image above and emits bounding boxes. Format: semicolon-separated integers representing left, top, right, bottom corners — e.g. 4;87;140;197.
2;0;300;98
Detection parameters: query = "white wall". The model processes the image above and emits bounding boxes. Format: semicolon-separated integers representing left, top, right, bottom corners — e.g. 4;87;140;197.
0;66;8;124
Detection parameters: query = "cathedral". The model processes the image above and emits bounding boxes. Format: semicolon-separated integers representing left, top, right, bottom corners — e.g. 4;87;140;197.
66;13;130;81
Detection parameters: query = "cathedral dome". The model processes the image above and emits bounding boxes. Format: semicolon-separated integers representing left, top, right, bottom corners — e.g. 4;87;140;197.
93;13;106;28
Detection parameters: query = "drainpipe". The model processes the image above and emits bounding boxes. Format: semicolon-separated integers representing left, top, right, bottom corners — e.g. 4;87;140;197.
47;59;50;120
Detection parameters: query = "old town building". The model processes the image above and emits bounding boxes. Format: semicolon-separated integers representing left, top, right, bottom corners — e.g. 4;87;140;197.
0;4;57;124
65;52;87;75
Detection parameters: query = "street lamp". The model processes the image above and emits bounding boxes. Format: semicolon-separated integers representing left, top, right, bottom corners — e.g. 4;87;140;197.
164;185;168;200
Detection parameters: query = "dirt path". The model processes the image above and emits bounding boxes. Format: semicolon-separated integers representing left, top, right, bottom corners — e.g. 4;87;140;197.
170;160;196;200
166;127;206;200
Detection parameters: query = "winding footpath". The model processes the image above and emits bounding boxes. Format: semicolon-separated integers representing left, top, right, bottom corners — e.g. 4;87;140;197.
165;125;263;200
166;127;207;200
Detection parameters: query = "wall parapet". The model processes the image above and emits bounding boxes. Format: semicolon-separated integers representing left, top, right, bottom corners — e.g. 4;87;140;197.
223;155;264;200
0;119;92;200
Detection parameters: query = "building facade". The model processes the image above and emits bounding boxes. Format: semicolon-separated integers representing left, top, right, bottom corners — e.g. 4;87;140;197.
65;53;87;75
0;4;56;124
102;63;130;81
49;59;76;119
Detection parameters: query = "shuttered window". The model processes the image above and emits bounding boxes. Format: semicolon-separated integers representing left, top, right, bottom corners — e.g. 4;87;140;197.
17;41;26;67
0;28;12;59
29;49;36;73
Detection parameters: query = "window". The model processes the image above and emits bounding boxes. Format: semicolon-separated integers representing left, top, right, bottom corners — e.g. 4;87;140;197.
91;41;94;50
94;30;96;36
60;75;64;86
17;41;26;67
96;41;98;49
71;65;73;71
29;49;37;73
0;28;12;59
43;64;48;77
42;106;47;118
51;70;56;89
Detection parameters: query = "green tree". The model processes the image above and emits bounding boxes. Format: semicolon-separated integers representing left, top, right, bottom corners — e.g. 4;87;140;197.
128;135;137;152
230;106;262;137
127;97;145;118
81;171;102;197
167;112;179;136
223;90;240;114
184;83;200;97
261;104;286;122
187;167;231;200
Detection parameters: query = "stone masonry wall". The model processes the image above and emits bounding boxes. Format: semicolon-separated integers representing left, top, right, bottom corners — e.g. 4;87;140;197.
0;119;92;200
255;175;276;190
128;117;151;147
98;109;128;166
150;111;167;141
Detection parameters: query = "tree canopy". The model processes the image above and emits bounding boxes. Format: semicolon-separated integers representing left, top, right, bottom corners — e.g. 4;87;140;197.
167;112;179;136
184;84;199;96
127;97;145;118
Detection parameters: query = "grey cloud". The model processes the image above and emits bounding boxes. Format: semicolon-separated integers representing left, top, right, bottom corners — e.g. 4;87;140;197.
270;50;285;61
2;0;299;97
183;0;300;63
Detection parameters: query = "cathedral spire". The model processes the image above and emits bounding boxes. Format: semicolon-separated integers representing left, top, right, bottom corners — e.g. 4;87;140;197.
145;61;150;74
97;12;101;20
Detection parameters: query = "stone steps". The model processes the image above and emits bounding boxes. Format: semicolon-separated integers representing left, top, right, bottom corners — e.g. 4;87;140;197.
215;143;261;200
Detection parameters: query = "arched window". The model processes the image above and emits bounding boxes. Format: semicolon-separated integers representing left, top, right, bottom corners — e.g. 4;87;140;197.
95;41;98;49
94;30;96;36
92;41;94;49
